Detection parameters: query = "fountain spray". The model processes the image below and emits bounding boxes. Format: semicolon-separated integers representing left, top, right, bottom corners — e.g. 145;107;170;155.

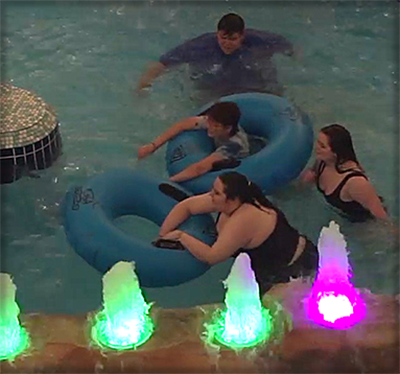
91;261;154;350
205;253;272;349
0;273;29;361
306;221;366;329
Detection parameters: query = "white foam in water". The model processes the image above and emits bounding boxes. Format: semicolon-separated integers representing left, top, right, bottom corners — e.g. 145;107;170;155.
0;274;20;324
223;253;261;308
2;1;397;312
317;221;351;280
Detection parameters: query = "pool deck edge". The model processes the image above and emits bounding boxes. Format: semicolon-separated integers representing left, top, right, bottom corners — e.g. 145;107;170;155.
1;282;399;373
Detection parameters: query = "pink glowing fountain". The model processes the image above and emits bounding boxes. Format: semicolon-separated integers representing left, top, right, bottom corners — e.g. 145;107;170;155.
306;221;366;329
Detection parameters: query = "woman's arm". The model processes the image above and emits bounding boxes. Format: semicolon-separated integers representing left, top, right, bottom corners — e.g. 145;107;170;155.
137;116;201;159
162;210;255;265
159;193;217;236
346;178;388;220
300;169;317;184
300;160;319;184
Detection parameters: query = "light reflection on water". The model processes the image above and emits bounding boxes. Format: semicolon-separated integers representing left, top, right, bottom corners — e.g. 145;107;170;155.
1;1;398;313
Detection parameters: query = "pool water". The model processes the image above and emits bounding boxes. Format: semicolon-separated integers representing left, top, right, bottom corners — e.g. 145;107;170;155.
1;1;398;314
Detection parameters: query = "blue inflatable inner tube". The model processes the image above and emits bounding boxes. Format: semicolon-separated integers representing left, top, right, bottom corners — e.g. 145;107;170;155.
166;93;313;195
62;169;216;287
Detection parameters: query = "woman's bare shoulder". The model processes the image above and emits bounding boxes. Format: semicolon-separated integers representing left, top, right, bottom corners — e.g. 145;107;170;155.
228;204;276;226
340;160;363;172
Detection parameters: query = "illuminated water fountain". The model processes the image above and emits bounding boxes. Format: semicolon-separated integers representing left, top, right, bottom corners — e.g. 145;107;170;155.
91;261;154;350
306;221;366;329
205;253;272;349
0;273;29;361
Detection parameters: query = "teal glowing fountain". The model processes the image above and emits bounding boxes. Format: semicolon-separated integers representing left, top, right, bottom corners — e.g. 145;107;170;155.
0;273;29;361
91;261;154;350
205;253;272;349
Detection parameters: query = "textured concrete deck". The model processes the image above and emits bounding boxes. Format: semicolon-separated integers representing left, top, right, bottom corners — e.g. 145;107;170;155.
1;281;398;373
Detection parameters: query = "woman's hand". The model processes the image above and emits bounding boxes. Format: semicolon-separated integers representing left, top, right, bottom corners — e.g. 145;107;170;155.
161;230;184;241
137;143;156;159
300;168;316;184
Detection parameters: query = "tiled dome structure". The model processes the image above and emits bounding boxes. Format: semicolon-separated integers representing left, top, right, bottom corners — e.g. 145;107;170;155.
1;83;62;184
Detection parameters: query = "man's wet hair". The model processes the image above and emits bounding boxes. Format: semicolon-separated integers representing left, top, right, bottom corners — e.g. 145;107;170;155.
205;102;241;136
217;13;245;35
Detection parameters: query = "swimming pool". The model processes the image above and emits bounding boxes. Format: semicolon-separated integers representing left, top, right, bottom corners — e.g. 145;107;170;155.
1;1;398;314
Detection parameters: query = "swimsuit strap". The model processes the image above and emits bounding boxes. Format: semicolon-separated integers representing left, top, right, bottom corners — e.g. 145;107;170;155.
316;161;366;194
215;204;242;226
330;171;368;197
316;160;326;177
324;171;372;222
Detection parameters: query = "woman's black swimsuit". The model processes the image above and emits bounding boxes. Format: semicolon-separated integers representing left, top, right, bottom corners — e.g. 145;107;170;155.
217;208;319;294
316;162;373;222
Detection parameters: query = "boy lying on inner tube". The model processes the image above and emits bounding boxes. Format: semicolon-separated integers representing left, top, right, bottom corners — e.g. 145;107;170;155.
137;101;250;183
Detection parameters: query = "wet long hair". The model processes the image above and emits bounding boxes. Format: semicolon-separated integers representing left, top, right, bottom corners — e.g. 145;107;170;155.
321;124;363;173
218;171;276;211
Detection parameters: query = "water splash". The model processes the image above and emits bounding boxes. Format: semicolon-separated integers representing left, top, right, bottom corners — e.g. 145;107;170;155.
205;253;272;349
0;273;30;361
306;221;366;329
91;261;154;350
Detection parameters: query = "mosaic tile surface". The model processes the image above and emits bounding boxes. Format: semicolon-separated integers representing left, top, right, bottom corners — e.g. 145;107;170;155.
0;83;58;149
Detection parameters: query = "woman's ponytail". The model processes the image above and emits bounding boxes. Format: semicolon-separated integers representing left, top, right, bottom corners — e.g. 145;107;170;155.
247;181;275;210
219;171;276;211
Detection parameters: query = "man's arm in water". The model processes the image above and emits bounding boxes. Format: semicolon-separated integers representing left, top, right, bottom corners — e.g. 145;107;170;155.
136;61;166;92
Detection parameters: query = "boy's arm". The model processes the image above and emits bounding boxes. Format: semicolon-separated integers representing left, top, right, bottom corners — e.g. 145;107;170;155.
169;153;224;183
137;116;202;159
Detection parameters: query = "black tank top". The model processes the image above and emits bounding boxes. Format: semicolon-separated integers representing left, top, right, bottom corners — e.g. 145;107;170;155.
316;162;372;222
229;208;300;285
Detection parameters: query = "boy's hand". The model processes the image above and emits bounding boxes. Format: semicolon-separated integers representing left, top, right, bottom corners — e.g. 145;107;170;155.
137;143;156;159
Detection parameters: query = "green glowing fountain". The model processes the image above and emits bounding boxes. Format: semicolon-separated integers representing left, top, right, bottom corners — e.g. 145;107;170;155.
0;273;30;361
205;253;272;349
91;261;154;350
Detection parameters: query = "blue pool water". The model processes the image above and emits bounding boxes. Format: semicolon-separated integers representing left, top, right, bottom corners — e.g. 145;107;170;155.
1;1;398;314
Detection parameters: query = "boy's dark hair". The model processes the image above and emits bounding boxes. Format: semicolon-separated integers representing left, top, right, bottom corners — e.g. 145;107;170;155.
205;102;241;136
217;13;245;35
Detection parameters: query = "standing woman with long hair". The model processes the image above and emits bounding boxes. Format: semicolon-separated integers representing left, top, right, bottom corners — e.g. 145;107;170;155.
159;171;318;294
301;124;388;221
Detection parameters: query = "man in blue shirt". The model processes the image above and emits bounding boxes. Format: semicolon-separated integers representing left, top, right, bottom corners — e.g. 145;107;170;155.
137;102;249;183
137;13;296;97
